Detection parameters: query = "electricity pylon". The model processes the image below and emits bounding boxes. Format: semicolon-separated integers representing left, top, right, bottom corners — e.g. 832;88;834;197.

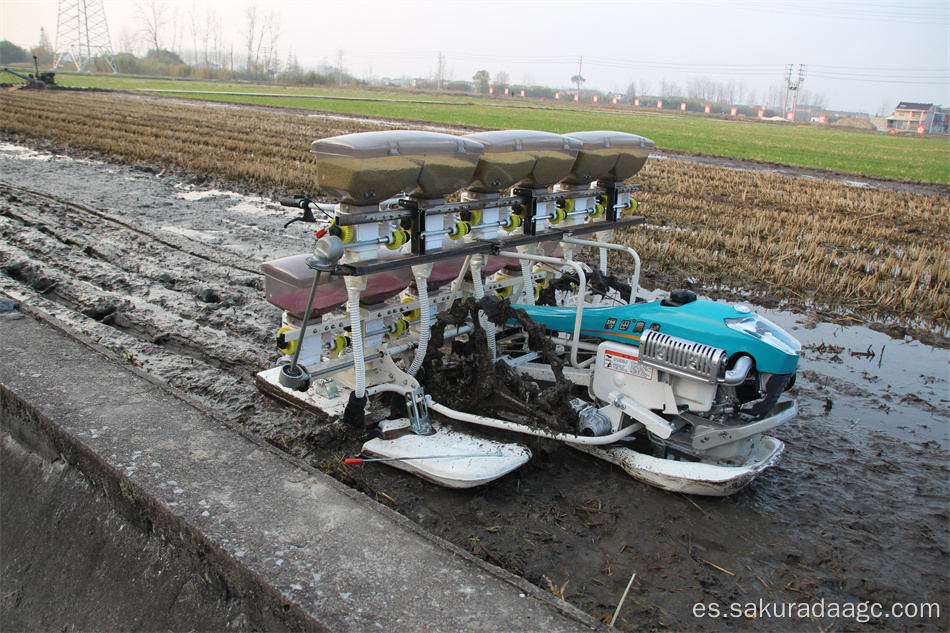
52;0;118;73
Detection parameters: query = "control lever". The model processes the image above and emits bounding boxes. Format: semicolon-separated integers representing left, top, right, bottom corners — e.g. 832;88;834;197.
280;195;334;228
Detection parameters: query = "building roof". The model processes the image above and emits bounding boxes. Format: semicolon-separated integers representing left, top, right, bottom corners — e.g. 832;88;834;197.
895;102;934;111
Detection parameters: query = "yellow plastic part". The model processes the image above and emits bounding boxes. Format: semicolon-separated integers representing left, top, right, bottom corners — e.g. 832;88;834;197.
386;228;410;250
558;198;575;213
550;206;567;225
624;199;639;215
401;297;421;322
327;335;348;354
277;327;298;355
495;278;514;299
502;213;523;232
589;194;607;218
448;221;471;240
466;208;482;227
338;224;355;244
390;318;409;337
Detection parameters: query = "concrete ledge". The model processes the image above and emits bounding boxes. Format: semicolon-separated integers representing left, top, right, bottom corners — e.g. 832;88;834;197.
0;298;603;632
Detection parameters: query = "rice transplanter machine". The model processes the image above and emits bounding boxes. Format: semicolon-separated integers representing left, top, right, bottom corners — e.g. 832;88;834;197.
256;129;801;496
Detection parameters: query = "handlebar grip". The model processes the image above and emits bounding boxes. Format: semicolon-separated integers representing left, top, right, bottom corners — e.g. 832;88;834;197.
280;197;307;208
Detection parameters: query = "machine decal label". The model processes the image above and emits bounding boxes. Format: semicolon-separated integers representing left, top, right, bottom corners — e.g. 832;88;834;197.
603;349;653;380
649;323;661;332
604;318;617;330
619;319;631;330
633;321;645;333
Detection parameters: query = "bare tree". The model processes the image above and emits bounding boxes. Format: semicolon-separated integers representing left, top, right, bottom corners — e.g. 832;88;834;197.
877;98;892;117
262;10;282;73
243;4;259;72
687;77;717;101
168;4;183;59
116;27;139;55
765;84;784;110
286;50;300;74
188;4;201;64
207;8;223;67
724;80;737;105
659;80;680;98
494;71;509;87
135;0;168;54
638;78;651;97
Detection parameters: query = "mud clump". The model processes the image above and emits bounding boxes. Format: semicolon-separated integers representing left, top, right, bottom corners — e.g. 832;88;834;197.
421;296;576;433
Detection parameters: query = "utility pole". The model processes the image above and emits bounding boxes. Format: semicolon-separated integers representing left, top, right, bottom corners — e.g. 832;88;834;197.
782;64;792;116
783;64;806;120
52;0;117;73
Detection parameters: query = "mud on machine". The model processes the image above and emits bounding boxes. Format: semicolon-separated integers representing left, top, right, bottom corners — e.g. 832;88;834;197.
256;129;801;496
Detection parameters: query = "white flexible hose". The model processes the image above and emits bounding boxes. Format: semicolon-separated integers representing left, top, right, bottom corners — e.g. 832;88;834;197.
427;399;640;446
408;263;433;376
520;256;535;305
469;255;497;360
345;279;366;398
365;382;641;446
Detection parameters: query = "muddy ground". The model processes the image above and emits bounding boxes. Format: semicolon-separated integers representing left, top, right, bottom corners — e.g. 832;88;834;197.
0;139;947;632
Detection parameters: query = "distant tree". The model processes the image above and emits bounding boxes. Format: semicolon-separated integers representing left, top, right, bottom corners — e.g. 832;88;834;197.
626;81;636;103
494;70;509;87
638;78;651;97
473;69;490;94
262;10;282;74
285;50;300;75
135;0;168;56
145;48;183;64
447;80;473;92
660;80;682;99
571;73;585;93
0;40;30;64
243;4;260;72
877;98;893;117
187;4;201;64
799;89;826;109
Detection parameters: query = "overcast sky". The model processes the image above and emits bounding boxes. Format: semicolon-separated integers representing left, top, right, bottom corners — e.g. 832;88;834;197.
2;0;947;114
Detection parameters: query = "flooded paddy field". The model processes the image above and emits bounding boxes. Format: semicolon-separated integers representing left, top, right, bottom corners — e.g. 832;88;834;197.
0;137;946;631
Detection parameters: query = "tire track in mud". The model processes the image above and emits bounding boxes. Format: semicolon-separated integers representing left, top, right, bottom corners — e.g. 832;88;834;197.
2;182;263;275
0;183;305;435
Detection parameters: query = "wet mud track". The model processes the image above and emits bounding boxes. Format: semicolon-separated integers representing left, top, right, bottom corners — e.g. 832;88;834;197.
1;144;947;631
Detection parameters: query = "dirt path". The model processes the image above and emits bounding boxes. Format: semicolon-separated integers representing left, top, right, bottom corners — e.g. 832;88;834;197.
1;142;947;631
